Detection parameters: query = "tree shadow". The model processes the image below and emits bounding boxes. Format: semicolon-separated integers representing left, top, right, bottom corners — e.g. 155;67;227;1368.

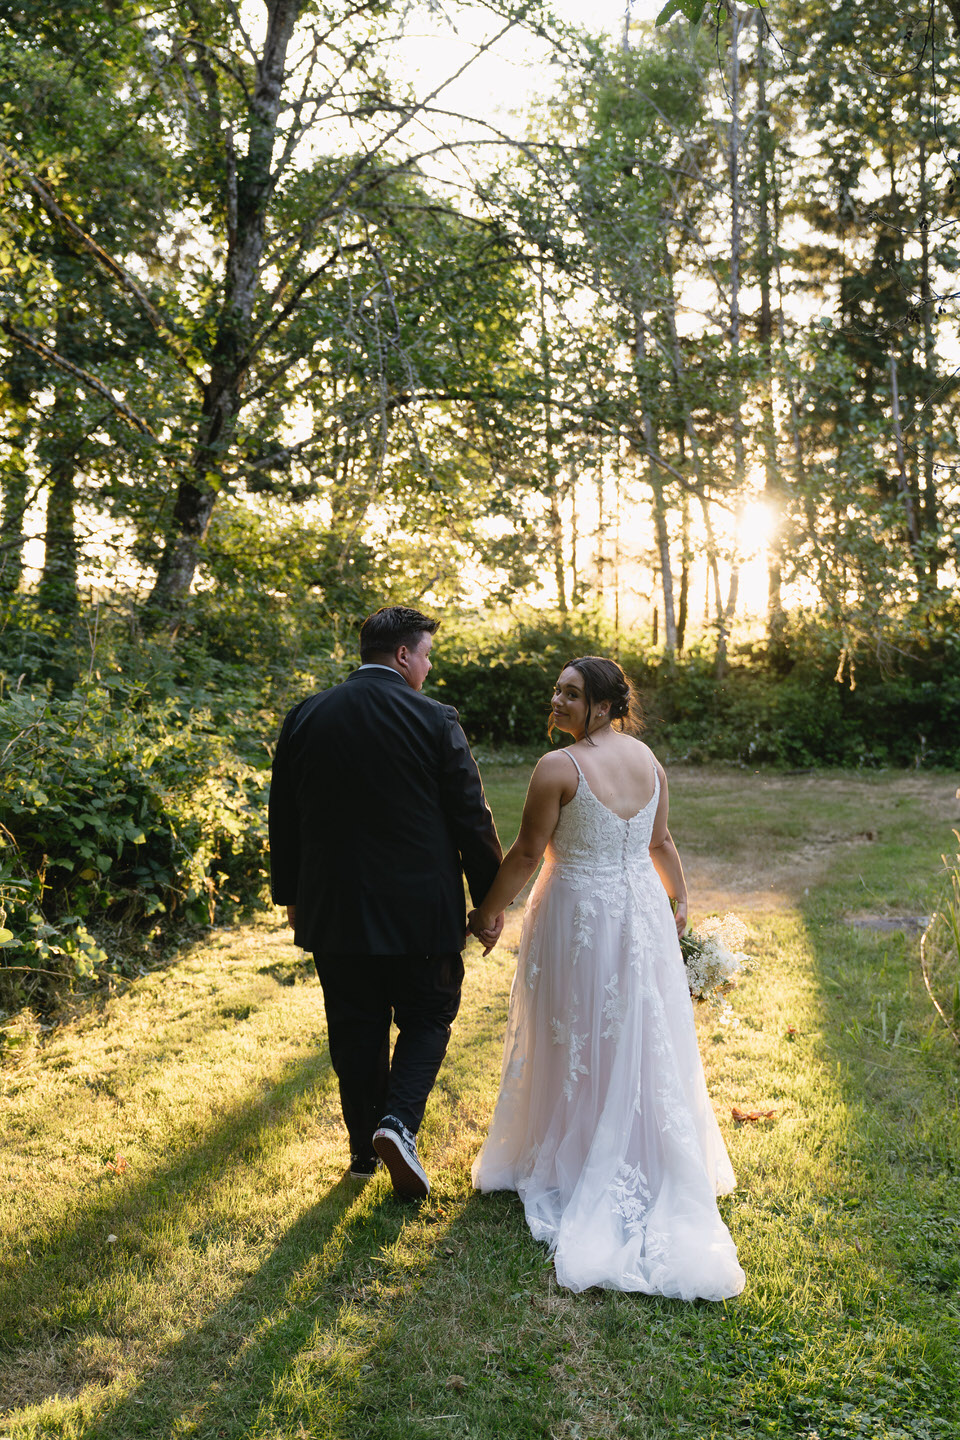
4;1043;339;1345
73;1176;394;1440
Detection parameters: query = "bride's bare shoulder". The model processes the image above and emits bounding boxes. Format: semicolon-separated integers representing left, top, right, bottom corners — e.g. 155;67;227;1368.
530;748;580;797
534;748;578;778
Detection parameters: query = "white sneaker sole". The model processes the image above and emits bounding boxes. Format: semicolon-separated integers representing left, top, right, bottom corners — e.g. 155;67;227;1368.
373;1127;430;1199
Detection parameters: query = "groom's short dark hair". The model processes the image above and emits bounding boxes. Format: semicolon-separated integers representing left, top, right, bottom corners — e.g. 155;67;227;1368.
360;605;438;662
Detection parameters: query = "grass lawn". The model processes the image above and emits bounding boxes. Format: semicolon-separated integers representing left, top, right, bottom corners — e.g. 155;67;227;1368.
2;765;959;1438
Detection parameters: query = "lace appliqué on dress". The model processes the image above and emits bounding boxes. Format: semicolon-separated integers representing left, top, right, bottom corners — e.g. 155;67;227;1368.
571;897;597;965
611;1160;652;1237
601;973;626;1041
551;1015;589;1099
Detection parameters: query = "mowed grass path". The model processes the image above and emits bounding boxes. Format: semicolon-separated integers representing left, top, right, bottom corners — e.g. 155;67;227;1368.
2;766;959;1439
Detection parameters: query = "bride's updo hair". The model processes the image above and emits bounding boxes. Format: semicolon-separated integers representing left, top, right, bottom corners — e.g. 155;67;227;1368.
550;656;643;743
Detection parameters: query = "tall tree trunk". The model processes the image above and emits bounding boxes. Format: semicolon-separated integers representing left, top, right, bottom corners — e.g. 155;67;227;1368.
890;353;924;590
650;479;676;654
715;2;745;678
0;359;32;598
568;458;579;605
677;485;690;655
918;135;938;586
146;0;303;623
698;495;725;639
773;166;818;604
538;245;566;612
595;460;606;601
662;244;706;655
634;310;676;653
755;10;786;652
550;492;567;612
727;3;746;501
36;381;81;692
612;459;621;653
36;426;78;620
37;302;81;622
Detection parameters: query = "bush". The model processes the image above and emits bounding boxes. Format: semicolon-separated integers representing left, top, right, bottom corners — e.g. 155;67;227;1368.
432;613;960;768
0;678;269;1000
640;656;960;769
431;609;621;746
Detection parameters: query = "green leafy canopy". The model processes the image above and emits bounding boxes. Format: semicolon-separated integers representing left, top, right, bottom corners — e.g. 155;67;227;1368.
656;0;765;26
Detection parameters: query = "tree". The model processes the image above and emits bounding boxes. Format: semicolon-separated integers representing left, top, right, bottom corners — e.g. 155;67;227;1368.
0;0;183;624
0;0;556;625
774;0;960;623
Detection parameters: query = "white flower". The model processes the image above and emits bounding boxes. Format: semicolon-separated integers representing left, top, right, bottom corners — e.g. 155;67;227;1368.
680;913;753;1007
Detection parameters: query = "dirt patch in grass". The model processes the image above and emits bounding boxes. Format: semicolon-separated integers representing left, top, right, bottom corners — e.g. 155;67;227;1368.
667;766;960;915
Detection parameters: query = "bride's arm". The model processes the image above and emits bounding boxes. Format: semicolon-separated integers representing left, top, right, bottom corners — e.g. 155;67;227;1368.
648;760;688;938
469;753;571;934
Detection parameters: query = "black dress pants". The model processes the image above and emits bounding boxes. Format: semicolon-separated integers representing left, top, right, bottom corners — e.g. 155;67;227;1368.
313;951;464;1160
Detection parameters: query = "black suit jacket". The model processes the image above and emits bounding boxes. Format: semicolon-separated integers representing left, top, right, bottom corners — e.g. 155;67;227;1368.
269;667;502;956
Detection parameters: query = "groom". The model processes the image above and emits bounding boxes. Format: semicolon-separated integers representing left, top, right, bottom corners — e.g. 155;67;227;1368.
269;605;503;1198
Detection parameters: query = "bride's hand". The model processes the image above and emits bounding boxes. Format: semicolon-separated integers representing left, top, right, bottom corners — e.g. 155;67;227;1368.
673;896;688;939
468;908;502;955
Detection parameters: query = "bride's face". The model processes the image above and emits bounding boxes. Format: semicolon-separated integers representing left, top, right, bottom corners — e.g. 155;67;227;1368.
551;666;589;738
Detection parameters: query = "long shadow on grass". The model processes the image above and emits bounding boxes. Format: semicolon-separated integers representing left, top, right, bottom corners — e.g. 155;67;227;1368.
69;1183;683;1440
1;1044;339;1349
72;1178;409;1440
19;993;720;1438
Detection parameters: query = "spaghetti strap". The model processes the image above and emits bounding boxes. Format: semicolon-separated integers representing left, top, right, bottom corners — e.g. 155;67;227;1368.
560;748;585;780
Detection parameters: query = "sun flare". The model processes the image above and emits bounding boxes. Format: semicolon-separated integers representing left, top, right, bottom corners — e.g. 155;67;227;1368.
736;500;778;557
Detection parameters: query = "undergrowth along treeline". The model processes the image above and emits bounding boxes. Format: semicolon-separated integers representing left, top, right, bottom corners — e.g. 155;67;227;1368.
2;593;959;1009
0;681;268;999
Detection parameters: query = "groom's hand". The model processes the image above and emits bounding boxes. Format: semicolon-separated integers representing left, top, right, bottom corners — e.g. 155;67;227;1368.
286;904;297;929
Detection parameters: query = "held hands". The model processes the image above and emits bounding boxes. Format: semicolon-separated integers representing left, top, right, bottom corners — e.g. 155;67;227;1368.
467;908;504;956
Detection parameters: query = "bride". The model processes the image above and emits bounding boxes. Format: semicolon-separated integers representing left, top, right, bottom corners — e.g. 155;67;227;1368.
469;657;745;1299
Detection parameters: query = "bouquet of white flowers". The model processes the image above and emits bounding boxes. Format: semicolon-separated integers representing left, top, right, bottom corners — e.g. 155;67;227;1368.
680;912;751;1006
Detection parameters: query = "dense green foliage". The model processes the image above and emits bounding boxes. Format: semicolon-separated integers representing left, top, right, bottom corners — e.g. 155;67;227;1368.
0;661;270;1006
3;1;959;653
3;594;959;1009
432;609;960;769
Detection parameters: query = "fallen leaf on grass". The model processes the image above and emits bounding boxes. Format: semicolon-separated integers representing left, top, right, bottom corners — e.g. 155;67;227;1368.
105;1155;128;1174
446;1375;467;1392
731;1106;776;1123
786;1025;798;1040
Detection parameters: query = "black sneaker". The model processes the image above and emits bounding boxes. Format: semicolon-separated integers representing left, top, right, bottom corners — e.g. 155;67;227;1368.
349;1155;380;1181
372;1115;430;1199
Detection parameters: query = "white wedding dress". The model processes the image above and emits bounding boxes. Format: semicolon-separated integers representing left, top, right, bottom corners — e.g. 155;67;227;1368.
472;753;745;1299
